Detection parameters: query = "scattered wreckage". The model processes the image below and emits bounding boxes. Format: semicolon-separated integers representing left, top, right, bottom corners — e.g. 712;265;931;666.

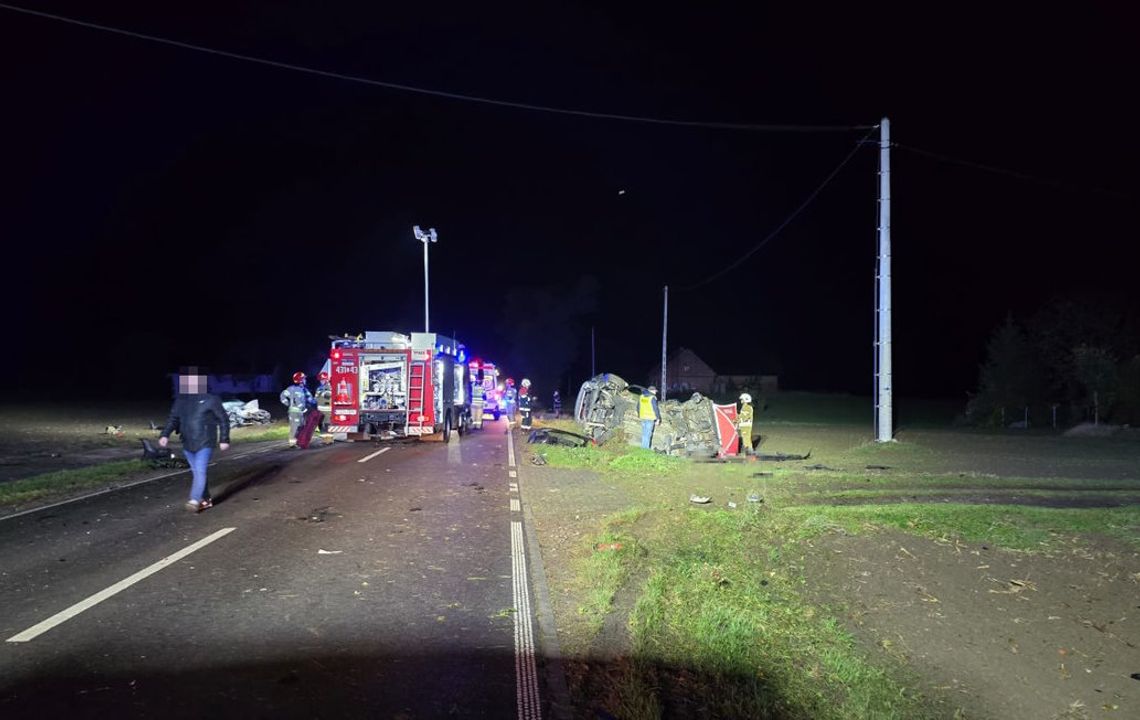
222;399;273;428
573;373;725;457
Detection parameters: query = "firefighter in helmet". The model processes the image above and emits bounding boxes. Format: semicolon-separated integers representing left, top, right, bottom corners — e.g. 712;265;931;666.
518;378;534;430
280;371;314;448
470;368;486;429
737;392;755;455
315;371;333;444
504;378;517;423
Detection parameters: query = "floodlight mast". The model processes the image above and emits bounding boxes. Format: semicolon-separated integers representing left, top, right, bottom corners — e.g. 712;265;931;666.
413;225;438;333
875;118;893;442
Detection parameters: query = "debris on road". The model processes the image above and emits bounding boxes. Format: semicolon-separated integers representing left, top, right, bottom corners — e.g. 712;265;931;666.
139;438;188;469
317;549;343;555
103;425;124;436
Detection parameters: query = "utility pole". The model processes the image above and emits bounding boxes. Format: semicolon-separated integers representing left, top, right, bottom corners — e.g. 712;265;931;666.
413;225;437;333
591;326;596;377
875;118;893;442
661;286;668;401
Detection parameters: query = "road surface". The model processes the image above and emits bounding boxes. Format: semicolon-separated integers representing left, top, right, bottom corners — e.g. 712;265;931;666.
0;421;549;719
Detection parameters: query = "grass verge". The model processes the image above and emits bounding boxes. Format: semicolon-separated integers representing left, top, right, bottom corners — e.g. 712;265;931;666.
0;460;153;509
230;425;290;443
589;506;930;719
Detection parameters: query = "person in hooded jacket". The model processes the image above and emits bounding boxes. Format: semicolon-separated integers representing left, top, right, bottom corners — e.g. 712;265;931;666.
160;368;230;512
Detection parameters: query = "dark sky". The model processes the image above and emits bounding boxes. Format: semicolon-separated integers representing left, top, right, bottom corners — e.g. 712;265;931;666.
2;2;1137;400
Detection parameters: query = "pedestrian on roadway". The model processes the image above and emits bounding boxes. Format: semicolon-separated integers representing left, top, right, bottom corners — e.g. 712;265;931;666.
160;367;230;512
639;385;661;449
280;371;315;448
471;369;486;428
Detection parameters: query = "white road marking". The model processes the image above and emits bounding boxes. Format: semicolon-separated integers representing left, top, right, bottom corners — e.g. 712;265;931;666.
357;447;391;463
508;470;517;478
506;430;541;719
509;483;519;492
6;527;236;643
512;520;541;720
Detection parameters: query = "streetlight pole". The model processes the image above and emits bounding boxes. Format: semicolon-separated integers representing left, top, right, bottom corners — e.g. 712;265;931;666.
413;225;437;333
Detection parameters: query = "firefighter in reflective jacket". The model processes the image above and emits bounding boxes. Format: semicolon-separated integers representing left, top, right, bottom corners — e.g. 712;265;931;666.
471;371;486;428
639;386;661;449
280;372;314;448
518;378;534;430
737;392;755;455
315;371;333;444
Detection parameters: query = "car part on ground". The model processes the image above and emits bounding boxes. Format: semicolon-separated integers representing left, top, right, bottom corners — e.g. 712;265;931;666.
574;373;721;456
526;427;591;448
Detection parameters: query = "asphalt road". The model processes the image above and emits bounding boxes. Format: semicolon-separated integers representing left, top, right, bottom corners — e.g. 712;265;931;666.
0;421;543;719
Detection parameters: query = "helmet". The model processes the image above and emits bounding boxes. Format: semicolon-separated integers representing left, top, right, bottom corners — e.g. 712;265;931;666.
647;385;657;394
293;371;306;384
318;371;329;382
521;378;531;387
739;393;752;403
505;378;515;386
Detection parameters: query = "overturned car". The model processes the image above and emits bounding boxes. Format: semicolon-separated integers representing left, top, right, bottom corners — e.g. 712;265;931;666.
573;373;722;456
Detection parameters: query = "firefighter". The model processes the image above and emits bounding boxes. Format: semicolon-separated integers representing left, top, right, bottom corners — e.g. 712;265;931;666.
737;392;755;455
315;371;333;444
471;369;486;429
518;378;534;430
504;378;517;424
639;385;661;449
552;389;562;417
280;371;314;448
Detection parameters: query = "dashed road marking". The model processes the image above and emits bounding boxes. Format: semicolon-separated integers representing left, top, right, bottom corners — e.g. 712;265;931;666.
357;447;391;463
509;470;517;478
507;431;541;720
6;527;237;643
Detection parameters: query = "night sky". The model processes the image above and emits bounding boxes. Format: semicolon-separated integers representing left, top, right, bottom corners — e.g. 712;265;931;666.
2;2;1136;401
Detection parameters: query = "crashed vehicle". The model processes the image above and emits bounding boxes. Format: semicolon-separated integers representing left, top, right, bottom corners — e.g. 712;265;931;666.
222;399;273;427
574;373;721;456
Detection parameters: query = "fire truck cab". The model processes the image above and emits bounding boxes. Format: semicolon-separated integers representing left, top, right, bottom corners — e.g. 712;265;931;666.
324;330;471;441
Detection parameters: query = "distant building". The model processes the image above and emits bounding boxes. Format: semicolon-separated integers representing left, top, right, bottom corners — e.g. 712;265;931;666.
648;347;778;397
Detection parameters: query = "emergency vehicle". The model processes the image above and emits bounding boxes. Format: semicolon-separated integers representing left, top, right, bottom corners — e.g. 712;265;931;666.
468;360;502;421
323;330;471;441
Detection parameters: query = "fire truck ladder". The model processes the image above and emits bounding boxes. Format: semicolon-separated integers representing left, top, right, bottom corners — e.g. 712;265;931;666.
407;361;427;435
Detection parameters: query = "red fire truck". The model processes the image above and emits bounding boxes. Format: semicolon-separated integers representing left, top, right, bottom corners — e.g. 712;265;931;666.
324;330;471;441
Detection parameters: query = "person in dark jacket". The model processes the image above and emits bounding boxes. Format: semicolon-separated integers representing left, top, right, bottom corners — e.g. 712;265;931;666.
160;369;230;512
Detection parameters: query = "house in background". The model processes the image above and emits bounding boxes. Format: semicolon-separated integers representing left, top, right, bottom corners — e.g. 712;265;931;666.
648;347;778;397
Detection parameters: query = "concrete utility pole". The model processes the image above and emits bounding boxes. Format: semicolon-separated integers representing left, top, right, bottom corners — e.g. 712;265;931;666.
661;286;668;401
591;326;596;377
875;118;893;442
413;225;438;333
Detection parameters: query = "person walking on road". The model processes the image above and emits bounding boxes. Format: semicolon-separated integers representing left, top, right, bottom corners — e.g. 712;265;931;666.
315;371;333;445
471;369;486;428
280;371;315;448
160;368;230;512
737;392;755;456
639;385;661;449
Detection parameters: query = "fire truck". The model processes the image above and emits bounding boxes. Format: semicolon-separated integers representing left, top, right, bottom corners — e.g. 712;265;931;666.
468;360;502;421
323;330;471;441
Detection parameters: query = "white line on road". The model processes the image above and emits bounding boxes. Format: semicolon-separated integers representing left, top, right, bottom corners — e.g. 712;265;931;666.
511;498;521;513
512;520;541;720
6;527;236;643
507;433;516;468
356;447;391;463
508;470;517;478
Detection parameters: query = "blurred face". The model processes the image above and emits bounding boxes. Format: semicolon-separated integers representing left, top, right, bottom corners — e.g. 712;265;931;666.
179;374;207;394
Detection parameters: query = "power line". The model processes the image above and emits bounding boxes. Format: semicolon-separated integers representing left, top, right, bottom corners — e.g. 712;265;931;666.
893;142;1130;200
676;126;879;291
0;3;872;133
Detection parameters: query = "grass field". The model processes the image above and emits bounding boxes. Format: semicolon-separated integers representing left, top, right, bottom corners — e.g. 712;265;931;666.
526;413;1140;719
